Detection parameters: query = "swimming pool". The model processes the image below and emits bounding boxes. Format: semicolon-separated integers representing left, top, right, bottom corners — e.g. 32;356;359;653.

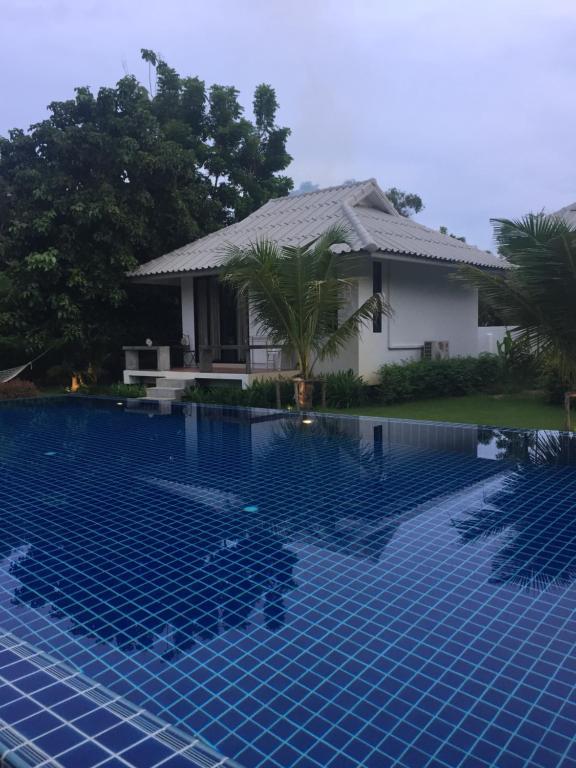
1;396;575;767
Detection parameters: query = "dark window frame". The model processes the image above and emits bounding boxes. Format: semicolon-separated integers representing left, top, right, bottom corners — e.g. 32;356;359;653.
372;261;383;333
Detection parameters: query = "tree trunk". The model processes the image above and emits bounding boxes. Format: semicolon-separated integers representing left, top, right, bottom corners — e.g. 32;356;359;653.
294;378;315;410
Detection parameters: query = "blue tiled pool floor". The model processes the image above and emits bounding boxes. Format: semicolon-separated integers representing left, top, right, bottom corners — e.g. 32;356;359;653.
0;397;576;767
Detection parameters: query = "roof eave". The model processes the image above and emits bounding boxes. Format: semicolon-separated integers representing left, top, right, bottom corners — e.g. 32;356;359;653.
371;248;508;270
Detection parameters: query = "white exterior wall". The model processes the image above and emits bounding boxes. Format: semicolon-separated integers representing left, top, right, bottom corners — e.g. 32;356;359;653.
178;257;480;384
357;257;479;383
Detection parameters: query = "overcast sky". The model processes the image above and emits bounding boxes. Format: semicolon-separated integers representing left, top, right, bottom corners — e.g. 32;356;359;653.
1;0;575;250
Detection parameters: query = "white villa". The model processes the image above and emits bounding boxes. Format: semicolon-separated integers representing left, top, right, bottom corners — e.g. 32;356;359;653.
125;179;506;396
555;201;576;227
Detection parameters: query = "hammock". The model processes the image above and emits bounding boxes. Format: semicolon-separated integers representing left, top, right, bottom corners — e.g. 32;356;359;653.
0;347;55;384
0;363;32;384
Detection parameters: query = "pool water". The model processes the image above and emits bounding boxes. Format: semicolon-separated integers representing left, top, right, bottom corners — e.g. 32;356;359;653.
1;397;575;767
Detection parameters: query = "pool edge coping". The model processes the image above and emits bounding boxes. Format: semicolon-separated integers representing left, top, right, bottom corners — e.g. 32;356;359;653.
0;633;245;768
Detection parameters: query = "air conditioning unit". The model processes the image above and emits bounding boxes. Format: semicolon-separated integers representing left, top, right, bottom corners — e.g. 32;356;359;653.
422;341;449;360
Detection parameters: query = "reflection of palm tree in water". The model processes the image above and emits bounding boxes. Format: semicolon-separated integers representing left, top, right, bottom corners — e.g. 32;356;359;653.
8;506;297;656
453;432;576;590
255;417;385;522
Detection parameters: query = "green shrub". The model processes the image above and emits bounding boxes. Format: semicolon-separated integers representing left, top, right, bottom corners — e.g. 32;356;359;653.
541;367;572;405
324;370;369;408
376;355;503;404
182;372;370;409
183;379;295;408
0;379;40;399
496;331;540;392
107;383;146;398
80;383;146;398
246;378;295;407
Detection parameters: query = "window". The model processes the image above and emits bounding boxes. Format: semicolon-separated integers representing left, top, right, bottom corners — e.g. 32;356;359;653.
372;261;383;333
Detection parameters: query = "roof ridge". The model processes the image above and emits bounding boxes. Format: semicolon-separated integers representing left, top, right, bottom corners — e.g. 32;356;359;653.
341;202;377;252
345;179;399;217
275;178;376;201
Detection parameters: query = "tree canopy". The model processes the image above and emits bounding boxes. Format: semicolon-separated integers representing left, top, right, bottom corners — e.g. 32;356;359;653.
384;187;424;217
0;50;292;366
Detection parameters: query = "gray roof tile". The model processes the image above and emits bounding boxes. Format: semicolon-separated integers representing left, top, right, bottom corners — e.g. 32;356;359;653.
131;179;505;277
553;201;576;228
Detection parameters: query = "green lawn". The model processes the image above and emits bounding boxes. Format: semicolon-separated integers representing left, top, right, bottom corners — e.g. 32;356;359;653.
325;393;568;431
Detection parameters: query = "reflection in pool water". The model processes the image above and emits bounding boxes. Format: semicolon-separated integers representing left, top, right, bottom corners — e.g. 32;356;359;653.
1;398;575;768
454;431;576;589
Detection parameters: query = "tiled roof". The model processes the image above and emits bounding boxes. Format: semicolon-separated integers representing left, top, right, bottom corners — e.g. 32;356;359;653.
131;179;505;277
553;201;576;228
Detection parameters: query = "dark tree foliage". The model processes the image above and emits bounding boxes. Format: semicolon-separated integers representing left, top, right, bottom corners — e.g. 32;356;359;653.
0;50;292;369
439;225;466;242
478;292;507;326
384;187;424;217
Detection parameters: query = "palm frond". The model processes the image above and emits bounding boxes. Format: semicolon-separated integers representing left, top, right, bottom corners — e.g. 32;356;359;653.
318;292;391;361
460;214;576;383
220;227;379;378
492;214;574;262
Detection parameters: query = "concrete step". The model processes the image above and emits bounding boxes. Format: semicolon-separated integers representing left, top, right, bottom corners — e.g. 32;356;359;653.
156;379;190;389
145;387;184;400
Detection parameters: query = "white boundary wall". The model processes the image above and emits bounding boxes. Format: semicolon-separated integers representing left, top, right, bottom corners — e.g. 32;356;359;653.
478;326;512;354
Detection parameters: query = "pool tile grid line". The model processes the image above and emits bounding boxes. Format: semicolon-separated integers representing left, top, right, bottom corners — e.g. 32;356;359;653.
0;469;554;673
0;486;572;672
0;634;242;768
1;468;576;768
1;398;576;767
61;392;576;437
0;720;58;768
2;488;572;768
11;390;573;442
183;498;576;768
0;633;243;768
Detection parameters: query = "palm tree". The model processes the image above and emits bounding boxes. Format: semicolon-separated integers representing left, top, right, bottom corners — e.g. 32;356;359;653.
221;226;390;408
460;214;576;383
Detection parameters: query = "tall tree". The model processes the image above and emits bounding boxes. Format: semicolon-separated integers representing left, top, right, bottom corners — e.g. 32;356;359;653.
384;187;424;217
0;50;292;371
